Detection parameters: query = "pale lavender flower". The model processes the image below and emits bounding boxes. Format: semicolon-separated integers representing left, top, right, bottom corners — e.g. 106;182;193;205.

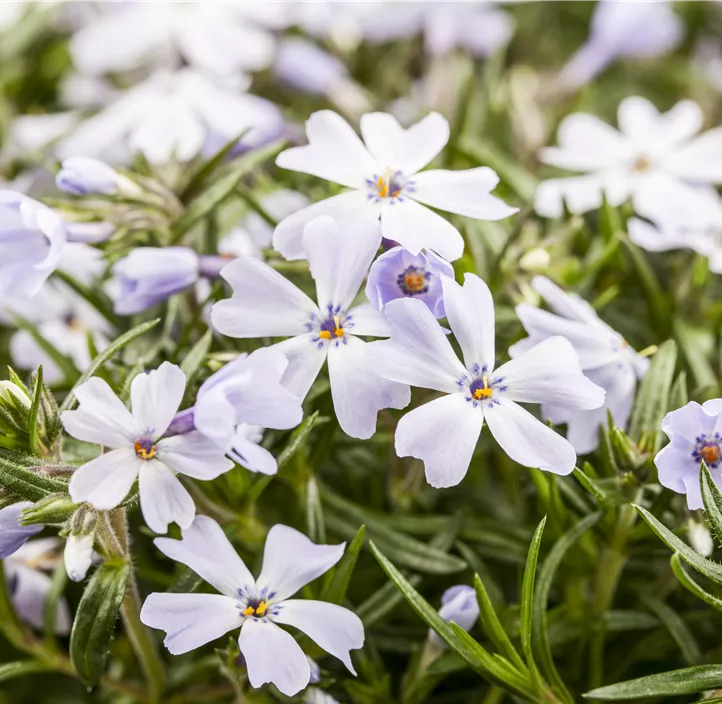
367;274;605;487
211;214;410;439
141;516;364;697
0;502;42;559
510;276;649;454
4;538;71;634
366;247;452;318
170;348;304;476
429;585;479;646
274;110;517;262
535;98;722;219
656;399;722;510
63;363;233;534
555;1;683;94
0;190;67;298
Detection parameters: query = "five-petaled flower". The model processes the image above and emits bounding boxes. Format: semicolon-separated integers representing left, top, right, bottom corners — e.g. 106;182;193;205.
211;214;410;439
62;362;233;534
273;110;517;262
367;274;606;487
511;276;649;454
140;515;364;697
535;97;722;219
656;399;722;510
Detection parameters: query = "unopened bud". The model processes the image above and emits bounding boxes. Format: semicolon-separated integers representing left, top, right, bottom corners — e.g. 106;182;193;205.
0;381;30;409
21;494;78;525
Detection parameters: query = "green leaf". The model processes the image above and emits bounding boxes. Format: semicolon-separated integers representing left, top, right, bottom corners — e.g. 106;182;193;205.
584;665;722;700
59;319;161;414
670;553;722;612
628;340;677;453
0;661;55;683
635;505;722;584
532;512;602;704
642;596;701;664
180;330;213;387
474;573;525;671
0;450;68;501
70;560;130;686
701;461;722;545
520;517;546;663
669;371;688;410
171;140;284;241
321;524;364;605
370;541;536;700
27;366;45;456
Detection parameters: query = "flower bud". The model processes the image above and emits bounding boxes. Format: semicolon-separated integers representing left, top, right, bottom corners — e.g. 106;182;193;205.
56;156;120;196
610;426;642;472
20;493;77;526
429;584;479;647
111;247;200;315
688;519;714;557
0;381;31;409
64;507;97;582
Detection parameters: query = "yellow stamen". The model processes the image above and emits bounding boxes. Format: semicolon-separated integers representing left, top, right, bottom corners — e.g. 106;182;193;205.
702;445;721;464
134;441;157;460
333;315;344;337
319;330;332;340
255;601;267;616
404;272;425;293
473;375;493;400
242;605;255;617
242;601;268;618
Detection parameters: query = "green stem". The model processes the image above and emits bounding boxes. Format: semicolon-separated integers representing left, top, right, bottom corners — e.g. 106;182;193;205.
107;509;166;703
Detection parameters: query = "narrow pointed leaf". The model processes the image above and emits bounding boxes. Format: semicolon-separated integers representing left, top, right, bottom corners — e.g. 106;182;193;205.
584;665;722;699
701;461;722;545
322;525;365;605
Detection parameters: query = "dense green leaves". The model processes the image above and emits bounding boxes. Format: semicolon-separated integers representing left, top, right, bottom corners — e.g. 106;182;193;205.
70;561;130;686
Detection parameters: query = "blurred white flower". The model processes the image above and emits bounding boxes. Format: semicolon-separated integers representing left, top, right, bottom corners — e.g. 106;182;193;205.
536;97;722;218
555;1;683;94
688;519;714;557
58;69;285;166
70;1;277;78
4;538;71;634
429;585;480;646
628;178;722;273
511;276;649;454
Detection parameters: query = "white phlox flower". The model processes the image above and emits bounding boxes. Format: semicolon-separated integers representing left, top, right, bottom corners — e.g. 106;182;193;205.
211;214;410;439
140;516;364;697
274;110;517;262
510;276;649;454
535;97;722;219
62;362;233;534
366;274;606;487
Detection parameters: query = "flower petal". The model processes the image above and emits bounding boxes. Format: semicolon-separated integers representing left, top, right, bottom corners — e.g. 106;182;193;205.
212;257;318;338
272;600;364;674
6;563;70;635
660;401;716;443
139;461;196;534
494;337;605;409
61;377;136;448
380;199;464;261
255;525;345;602
239;617;311;697
328;335;410;439
304;213;381;311
347;302;392;338
365;298;465;394
64;534;94;583
154;515;255;598
359;111;449;174
530;275;602;325
272;191;372;261
141;592;242;655
412;168;518;220
230;434;278;475
0;502;42;559
396;393;483;488
68;448;139;510
276;110;376;189
484;398;576;475
441;273;495;370
130;362;186;439
534;172;632;218
269;334;327;401
663;127;722;183
157;432;234;479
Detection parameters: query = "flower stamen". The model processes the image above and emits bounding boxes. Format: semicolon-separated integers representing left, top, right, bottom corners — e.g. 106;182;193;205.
242;600;268;618
134;439;157;460
472;375;493;400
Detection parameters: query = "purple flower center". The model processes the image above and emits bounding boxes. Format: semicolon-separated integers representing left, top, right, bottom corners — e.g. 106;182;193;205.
692;433;722;468
366;167;415;204
306;304;353;349
397;266;430;296
458;363;507;409
134;437;157;461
